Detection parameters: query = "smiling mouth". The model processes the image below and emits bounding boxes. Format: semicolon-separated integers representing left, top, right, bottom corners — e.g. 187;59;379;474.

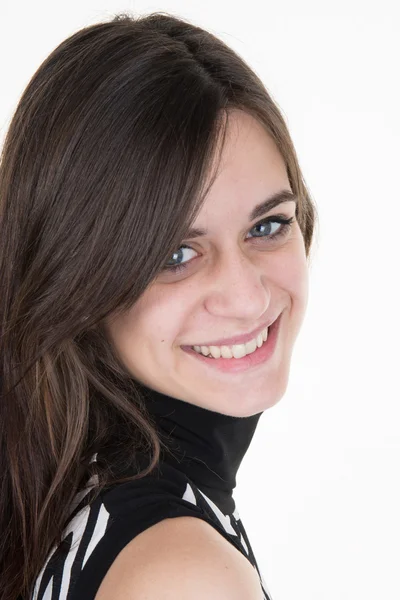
182;315;280;350
191;326;269;359
180;312;282;372
180;312;282;359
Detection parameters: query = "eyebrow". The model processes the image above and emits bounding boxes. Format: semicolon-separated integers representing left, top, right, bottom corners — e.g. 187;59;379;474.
184;189;298;239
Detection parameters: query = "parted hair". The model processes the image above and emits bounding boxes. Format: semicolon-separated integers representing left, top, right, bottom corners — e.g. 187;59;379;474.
0;11;318;599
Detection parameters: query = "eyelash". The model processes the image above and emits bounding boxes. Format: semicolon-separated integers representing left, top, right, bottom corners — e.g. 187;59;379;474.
163;215;295;275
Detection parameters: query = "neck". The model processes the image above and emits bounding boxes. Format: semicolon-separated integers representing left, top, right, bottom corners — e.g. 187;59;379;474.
136;382;263;513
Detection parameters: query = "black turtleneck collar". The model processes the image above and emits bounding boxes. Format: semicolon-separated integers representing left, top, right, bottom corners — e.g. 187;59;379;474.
135;382;263;514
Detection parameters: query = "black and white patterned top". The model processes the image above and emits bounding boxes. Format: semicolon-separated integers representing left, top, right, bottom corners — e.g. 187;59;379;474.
32;384;274;599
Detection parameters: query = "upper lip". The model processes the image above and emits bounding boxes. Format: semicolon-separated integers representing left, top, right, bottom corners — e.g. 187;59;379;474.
186;313;280;348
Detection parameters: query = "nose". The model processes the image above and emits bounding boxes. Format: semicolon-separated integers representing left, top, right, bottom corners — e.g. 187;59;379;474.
204;248;271;320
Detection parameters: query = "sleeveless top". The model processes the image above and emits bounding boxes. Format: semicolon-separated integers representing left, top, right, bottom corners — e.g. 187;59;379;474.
31;383;274;600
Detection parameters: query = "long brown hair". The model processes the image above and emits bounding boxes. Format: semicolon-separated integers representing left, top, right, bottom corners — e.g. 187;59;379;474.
0;11;318;599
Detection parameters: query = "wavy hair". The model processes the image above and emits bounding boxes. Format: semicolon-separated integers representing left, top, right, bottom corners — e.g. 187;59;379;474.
0;11;318;598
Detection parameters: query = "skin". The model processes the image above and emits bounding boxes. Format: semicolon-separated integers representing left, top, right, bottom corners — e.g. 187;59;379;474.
104;109;309;417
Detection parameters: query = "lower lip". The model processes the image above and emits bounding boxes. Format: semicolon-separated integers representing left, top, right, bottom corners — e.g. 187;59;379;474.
181;312;282;374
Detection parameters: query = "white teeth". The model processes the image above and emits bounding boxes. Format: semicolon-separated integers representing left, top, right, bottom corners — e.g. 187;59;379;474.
244;338;257;355
256;332;263;348
209;346;221;359
193;326;269;359
220;346;232;358
232;344;247;359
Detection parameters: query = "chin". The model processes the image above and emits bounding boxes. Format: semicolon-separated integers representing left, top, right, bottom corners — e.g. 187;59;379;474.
197;386;286;418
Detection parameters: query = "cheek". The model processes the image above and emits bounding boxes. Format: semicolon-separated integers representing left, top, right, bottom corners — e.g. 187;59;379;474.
271;240;309;305
122;290;186;352
286;255;308;296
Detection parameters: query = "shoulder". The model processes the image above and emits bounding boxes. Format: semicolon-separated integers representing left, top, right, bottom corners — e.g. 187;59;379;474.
94;515;264;599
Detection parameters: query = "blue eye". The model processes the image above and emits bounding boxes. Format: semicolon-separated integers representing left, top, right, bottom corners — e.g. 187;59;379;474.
163;244;197;274
249;217;288;239
163;215;295;275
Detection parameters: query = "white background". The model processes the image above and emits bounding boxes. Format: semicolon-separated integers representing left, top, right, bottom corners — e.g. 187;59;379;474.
1;1;399;599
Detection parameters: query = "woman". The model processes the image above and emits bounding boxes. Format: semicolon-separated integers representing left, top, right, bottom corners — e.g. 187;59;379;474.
0;11;318;600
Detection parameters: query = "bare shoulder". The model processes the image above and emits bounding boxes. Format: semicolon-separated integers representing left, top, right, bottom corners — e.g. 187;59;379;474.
95;515;264;599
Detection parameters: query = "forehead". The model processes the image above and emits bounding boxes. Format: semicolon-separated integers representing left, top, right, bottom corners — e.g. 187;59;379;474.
191;111;291;226
215;110;287;175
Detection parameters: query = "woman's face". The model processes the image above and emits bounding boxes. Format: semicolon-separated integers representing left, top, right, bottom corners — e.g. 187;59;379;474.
104;110;309;416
